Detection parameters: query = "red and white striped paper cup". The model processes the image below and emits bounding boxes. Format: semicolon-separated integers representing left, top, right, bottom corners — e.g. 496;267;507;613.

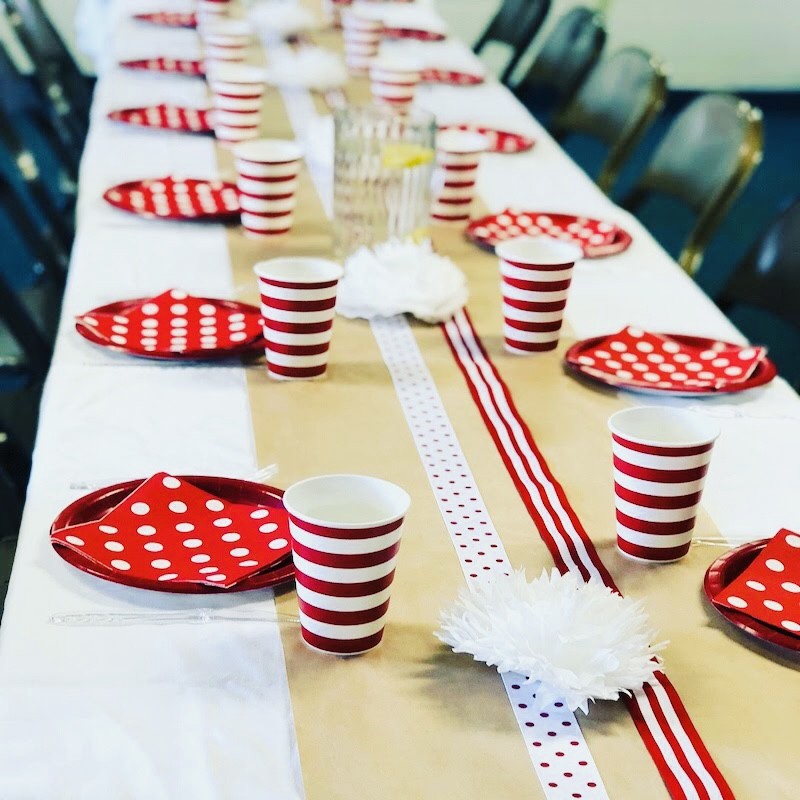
341;10;382;73
496;236;582;354
197;0;231;27
234;139;303;238
201;20;253;67
254;257;343;380
283;474;411;655
207;64;266;146
608;407;721;563
432;129;488;223
370;56;421;110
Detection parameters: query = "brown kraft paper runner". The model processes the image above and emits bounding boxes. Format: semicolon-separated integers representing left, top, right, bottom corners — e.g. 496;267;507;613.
219;15;798;800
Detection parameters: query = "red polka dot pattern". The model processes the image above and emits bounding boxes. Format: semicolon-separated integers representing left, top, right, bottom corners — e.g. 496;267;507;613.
103;176;240;221
108;104;213;134
438;124;535;154
567;327;768;393
119;57;205;77
76;290;264;358
132;11;197;28
467;210;632;257
713;528;800;635
51;473;291;589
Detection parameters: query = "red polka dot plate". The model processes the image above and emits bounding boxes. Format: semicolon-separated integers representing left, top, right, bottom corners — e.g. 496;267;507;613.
704;538;800;655
76;291;264;361
565;329;776;396
438;124;534;154
420;68;485;86
51;475;295;594
467;210;632;257
132;11;198;28
108;104;213;134
382;27;447;41
103;177;240;222
119;57;205;77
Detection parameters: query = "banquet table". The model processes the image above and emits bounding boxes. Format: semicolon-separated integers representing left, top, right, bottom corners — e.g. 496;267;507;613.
1;1;799;798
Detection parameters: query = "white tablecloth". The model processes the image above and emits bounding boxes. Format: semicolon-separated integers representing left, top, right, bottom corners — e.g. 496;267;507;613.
1;2;799;797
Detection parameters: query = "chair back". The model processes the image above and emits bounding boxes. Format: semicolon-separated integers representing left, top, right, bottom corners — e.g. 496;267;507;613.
2;0;90;141
514;7;606;115
474;0;551;84
552;47;667;192
623;93;763;274
718;198;800;333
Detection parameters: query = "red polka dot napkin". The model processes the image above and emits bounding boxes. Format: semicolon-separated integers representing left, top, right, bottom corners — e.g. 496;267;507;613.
119;58;205;76
108;105;213;134
568;327;766;391
51;473;291;589
76;290;263;355
713;529;800;636
420;69;484;86
133;11;198;28
103;177;240;221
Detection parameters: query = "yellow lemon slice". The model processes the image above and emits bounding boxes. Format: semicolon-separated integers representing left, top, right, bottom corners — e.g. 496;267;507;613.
381;143;435;169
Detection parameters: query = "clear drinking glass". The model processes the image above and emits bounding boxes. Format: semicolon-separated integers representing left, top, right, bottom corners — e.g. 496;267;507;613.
333;106;436;259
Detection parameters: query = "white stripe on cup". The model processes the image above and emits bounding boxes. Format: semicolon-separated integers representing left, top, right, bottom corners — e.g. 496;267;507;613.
612;443;712;471
292;552;397;584
259;284;338;302
298;611;388;640
296;582;393;612
264;328;332;347
613;469;707;497
615;524;695;549
261;306;336;324
289;523;403;555
503;305;566;324
502;325;560;344
500;263;574;283
266;350;330;368
501;284;570;303
614;496;699;523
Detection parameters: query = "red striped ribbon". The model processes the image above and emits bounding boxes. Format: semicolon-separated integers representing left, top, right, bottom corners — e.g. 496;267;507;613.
442;308;734;800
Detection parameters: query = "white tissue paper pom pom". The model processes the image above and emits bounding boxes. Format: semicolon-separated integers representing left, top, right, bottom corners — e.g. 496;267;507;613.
263;47;348;91
338;239;469;324
436;569;666;714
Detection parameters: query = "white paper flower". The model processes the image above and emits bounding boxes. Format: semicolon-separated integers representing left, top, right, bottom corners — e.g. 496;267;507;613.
436;569;666;714
338;239;468;324
248;2;317;40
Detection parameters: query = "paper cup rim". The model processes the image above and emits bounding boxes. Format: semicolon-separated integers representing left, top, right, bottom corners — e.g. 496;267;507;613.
608;407;721;448
436;129;489;154
254;257;343;284
233;138;304;164
205;63;267;84
496;235;583;266
284;474;411;530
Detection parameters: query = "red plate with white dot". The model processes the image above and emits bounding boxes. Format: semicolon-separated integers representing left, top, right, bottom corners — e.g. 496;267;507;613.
76;290;264;360
382;27;447;41
565;328;776;396
132;11;197;28
438;124;534;154
467;210;632;257
420;68;485;86
119;57;205;76
705;533;800;654
108;104;213;134
103;177;240;222
51;474;294;593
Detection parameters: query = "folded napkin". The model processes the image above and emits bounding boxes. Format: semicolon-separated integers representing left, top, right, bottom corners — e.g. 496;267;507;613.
713;529;800;636
248;2;317;39
52;473;291;589
570;327;766;391
338;239;468;323
77;290;264;354
263;47;348;91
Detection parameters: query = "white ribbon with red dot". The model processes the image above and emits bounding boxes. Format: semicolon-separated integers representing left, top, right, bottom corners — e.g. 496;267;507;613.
372;315;609;800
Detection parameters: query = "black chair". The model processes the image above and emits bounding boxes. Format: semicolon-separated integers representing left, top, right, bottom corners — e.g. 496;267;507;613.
473;0;551;85
0;41;80;184
717;198;800;340
513;6;606;121
551;47;667;193
1;0;91;150
0;106;74;266
621;94;764;276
